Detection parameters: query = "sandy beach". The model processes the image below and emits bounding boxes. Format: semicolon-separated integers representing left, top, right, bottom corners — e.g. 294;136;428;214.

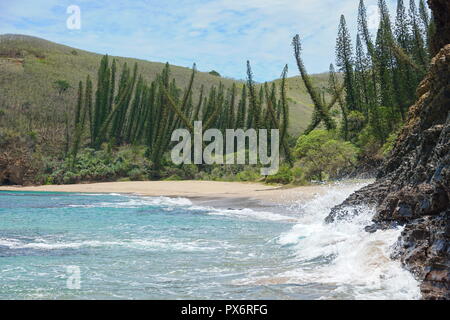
0;180;339;205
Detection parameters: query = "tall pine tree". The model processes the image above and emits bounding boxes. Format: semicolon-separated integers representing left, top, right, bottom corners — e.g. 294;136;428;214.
336;15;358;112
409;0;428;68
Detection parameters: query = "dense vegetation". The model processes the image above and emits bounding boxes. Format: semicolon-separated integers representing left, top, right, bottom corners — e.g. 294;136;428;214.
57;56;292;183
0;0;432;186
291;0;431;176
0;34;330;138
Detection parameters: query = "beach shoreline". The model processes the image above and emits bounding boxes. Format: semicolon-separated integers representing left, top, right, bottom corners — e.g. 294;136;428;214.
0;180;371;208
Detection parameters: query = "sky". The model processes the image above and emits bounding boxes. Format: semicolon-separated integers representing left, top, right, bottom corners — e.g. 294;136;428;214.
0;0;399;82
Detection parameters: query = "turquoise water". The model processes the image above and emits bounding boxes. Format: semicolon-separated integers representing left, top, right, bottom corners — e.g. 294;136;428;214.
0;186;420;299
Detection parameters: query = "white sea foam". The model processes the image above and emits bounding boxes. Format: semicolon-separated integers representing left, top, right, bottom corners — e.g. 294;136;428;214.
1;182;422;299
69;194;296;222
202;207;297;222
232;182;420;300
68;196;193;208
275;183;421;300
0;237;228;252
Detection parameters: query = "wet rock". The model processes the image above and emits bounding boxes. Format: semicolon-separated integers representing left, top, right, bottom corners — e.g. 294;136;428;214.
365;224;379;234
326;41;450;299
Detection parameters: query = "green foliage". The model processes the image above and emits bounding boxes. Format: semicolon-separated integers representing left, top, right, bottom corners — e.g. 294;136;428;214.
295;130;358;181
5;16;428;187
347;110;366;141
44;146;152;184
328;63;349;140
290;166;307;185
289;0;431;169
265;165;293;184
381;130;399;157
292;35;337;134
0;34;337;147
70;81;86;167
234;168;261;182
209;70;221;77
128;168;146;181
336;15;357;112
72;55;294;177
54;80;71;95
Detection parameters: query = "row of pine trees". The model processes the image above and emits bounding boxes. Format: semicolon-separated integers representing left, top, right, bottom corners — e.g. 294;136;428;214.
334;0;431;143
68;0;431;175
293;0;431;148
69;57;292;171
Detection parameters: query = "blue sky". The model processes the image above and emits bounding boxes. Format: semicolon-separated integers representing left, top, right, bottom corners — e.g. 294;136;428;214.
0;0;398;81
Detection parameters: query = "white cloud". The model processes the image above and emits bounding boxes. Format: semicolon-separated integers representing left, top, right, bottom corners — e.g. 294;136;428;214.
0;0;401;81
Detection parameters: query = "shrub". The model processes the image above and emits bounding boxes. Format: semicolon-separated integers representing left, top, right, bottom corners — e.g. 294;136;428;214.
45;145;152;184
265;165;293;184
295;130;358;181
63;172;77;184
165;175;182;181
291;166;307;185
209;70;221;77
347;111;366;142
381;131;399;158
235;168;260;182
128;168;145;181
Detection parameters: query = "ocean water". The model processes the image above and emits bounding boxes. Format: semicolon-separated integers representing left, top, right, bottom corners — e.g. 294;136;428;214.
0;183;420;300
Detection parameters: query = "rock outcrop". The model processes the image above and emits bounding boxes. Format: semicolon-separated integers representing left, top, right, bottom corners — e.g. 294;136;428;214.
326;0;449;300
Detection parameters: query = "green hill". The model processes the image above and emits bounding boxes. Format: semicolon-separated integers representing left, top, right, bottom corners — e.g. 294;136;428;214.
0;34;330;136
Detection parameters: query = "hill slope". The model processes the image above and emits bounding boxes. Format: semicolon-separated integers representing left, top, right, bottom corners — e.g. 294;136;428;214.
0;34;330;135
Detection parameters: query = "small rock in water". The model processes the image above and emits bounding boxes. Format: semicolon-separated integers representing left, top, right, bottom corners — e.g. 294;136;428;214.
364;224;379;234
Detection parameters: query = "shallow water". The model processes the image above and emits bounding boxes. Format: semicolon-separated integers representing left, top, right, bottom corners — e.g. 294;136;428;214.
0;183;420;300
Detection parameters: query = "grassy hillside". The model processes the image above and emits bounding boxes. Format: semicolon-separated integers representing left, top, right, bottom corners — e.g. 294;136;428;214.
0;34;332;136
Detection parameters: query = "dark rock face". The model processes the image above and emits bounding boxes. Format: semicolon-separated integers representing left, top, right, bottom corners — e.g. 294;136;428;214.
326;43;450;300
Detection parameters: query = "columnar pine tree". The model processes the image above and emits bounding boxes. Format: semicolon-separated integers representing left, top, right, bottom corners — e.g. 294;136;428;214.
375;27;393;116
328;63;349;140
395;0;411;51
246;61;261;130
228;83;236;129
409;0;428;68
292;35;337;134
375;0;397;127
394;0;414;118
290;0;431;152
71;81;85;167
358;0;379;108
358;0;376;58
354;35;370;116
418;0;430;45
125;75;144;143
92;55;111;147
336;15;358;112
236;85;247;129
72;53;291;174
108;59;116;114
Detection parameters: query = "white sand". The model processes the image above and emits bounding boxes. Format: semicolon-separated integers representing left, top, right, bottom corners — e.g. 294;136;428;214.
0;180;329;204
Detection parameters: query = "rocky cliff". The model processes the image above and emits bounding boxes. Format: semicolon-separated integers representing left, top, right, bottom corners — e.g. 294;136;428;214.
326;0;449;300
